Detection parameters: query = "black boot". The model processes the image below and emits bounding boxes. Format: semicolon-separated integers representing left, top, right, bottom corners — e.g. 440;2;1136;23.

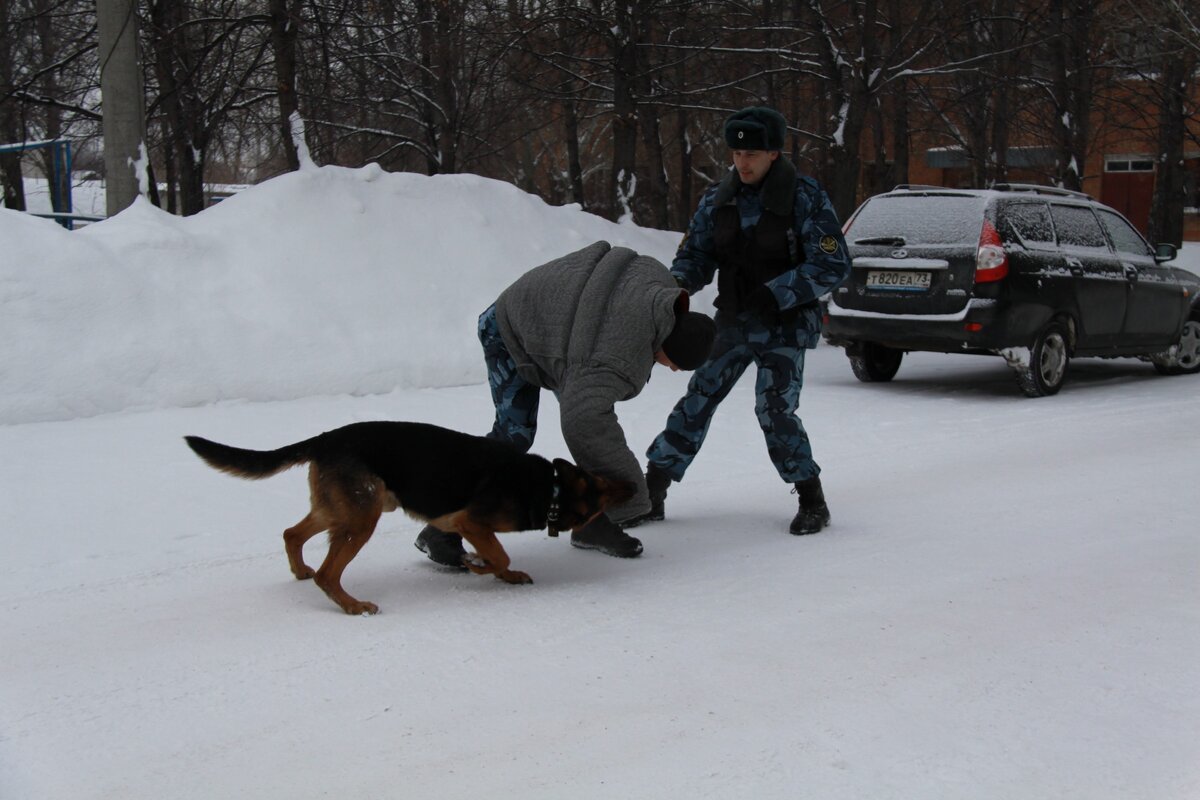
622;462;672;529
414;524;467;568
571;514;644;557
789;476;830;535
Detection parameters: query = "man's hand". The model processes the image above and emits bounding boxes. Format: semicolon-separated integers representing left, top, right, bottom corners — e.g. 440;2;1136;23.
745;285;779;324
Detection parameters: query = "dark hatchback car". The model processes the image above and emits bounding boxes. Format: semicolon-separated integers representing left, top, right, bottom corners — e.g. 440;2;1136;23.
822;184;1200;396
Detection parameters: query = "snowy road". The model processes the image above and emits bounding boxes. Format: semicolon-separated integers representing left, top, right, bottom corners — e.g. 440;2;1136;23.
2;345;1197;799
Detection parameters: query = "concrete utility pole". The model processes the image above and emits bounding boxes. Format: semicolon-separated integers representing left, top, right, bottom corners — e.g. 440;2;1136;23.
95;0;146;217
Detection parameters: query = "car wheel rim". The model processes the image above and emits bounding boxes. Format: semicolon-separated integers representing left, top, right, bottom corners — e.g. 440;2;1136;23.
1039;332;1067;386
1177;321;1200;369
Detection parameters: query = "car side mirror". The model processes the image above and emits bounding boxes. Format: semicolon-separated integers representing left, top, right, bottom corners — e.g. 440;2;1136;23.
1154;242;1177;263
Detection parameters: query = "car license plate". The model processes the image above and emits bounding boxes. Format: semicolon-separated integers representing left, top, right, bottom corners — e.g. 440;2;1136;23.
866;270;931;291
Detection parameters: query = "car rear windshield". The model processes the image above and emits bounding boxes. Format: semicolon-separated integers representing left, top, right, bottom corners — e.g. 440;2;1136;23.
849;194;990;245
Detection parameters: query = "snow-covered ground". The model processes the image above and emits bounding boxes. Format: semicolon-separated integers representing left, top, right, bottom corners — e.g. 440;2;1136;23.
2;167;1198;799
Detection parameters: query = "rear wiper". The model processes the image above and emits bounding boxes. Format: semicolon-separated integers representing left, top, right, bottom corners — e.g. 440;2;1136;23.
854;235;907;246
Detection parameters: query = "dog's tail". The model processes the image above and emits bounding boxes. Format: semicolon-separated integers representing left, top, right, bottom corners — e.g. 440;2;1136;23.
184;435;315;480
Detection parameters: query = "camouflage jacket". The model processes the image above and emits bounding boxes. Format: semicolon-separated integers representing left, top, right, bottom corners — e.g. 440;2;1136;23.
672;156;850;346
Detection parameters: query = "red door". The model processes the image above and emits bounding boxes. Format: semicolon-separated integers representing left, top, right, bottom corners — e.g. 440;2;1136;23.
1100;169;1154;236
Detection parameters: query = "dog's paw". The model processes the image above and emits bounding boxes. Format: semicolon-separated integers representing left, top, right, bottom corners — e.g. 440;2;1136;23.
293;566;316;581
343;600;379;615
499;570;533;585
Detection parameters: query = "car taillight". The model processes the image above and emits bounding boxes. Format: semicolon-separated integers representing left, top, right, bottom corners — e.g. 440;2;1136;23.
976;219;1008;282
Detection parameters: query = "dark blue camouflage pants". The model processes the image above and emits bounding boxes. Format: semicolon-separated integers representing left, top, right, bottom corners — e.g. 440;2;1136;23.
646;311;820;484
479;304;538;453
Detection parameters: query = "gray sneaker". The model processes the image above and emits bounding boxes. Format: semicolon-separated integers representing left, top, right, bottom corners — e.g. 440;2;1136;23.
571;514;644;557
414;525;467;568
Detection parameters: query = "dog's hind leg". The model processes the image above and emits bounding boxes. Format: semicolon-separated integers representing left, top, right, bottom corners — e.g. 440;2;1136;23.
314;512;382;615
283;512;326;580
458;522;532;585
312;471;386;614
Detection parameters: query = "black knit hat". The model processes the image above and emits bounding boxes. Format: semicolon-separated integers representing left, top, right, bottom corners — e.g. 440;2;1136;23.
662;311;716;371
724;106;787;150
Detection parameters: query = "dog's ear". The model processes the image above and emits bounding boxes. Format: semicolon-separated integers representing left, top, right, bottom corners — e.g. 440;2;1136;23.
551;458;636;522
600;476;637;507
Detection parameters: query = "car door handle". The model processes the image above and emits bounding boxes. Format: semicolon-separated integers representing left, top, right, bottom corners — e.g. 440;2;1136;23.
1065;256;1084;275
1123;263;1139;282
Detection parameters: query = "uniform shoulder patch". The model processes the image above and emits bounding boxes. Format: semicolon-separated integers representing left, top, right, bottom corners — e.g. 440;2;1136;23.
818;234;839;254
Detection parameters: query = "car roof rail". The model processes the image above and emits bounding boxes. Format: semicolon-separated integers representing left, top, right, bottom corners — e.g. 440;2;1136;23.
891;184;950;192
990;182;1094;201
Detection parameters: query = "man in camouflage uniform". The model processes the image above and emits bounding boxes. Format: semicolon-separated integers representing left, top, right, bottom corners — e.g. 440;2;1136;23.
633;106;851;535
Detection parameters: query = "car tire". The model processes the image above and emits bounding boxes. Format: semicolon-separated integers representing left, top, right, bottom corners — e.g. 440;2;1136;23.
1152;318;1200;376
1015;322;1070;397
848;343;904;382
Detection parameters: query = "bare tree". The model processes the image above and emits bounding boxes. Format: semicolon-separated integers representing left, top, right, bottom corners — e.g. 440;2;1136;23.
0;0;98;210
2;0;1191;238
910;1;1044;189
145;0;274;214
301;0;524;179
0;0;28;209
798;0;940;218
1046;0;1099;190
1114;0;1200;246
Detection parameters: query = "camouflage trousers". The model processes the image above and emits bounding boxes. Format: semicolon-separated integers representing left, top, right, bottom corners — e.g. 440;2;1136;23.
646;312;820;484
479;303;538;454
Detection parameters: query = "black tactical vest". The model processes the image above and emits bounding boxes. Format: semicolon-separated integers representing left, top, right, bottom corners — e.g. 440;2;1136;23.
708;158;802;318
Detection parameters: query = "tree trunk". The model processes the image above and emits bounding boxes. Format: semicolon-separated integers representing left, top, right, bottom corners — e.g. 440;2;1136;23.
826;82;868;219
1049;0;1092;191
887;0;910;189
563;99;585;206
676;110;694;232
636;102;669;229
0;0;25;211
434;0;459;173
36;0;65;212
632;0;667;227
1149;49;1193;247
415;0;442;174
150;0;206;214
269;0;301;172
890;81;910;188
0;151;24;211
609;1;638;221
159;114;177;214
808;0;873;219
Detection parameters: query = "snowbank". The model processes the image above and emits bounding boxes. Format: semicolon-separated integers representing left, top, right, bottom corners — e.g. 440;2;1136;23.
1;166;681;424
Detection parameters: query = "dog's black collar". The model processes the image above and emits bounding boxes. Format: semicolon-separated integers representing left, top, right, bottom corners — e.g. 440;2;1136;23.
545;466;562;534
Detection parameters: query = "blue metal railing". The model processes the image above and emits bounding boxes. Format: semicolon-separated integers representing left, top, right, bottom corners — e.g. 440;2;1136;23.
0;139;94;229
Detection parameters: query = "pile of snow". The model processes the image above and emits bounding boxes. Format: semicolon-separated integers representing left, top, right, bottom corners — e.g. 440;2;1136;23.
1;166;682;424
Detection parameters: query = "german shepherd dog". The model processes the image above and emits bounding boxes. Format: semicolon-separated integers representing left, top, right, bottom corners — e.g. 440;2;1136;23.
185;421;634;614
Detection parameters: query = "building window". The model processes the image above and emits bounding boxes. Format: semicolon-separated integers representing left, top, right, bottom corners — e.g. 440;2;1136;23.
1105;157;1155;173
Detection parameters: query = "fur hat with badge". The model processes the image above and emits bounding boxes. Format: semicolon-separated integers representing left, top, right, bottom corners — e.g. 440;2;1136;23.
724;106;787;151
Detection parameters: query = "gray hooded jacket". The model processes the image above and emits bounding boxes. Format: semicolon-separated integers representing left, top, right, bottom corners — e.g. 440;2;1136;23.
494;241;682;521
